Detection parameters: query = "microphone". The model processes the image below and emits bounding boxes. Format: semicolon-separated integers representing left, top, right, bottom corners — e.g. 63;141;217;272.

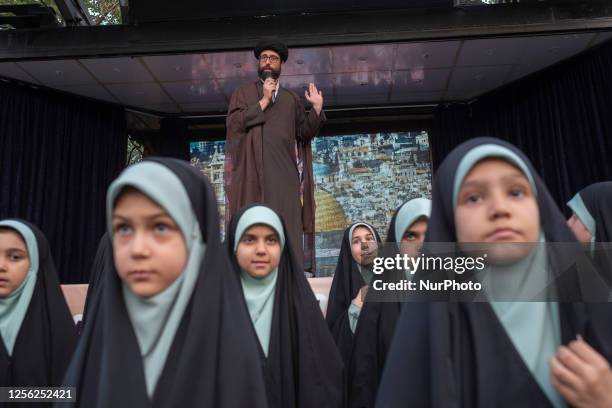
262;71;278;103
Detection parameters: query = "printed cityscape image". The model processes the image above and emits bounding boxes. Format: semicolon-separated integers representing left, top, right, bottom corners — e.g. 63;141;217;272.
190;131;433;276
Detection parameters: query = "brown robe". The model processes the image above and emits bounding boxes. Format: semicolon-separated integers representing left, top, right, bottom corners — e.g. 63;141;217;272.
225;81;325;271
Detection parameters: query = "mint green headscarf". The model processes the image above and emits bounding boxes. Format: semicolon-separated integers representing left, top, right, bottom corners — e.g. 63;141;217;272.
347;222;378;333
348;223;377;285
0;220;39;356
567;193;596;238
567;192;596;254
394;198;431;280
394;197;432;248
453;145;565;408
107;161;206;397
234;206;285;357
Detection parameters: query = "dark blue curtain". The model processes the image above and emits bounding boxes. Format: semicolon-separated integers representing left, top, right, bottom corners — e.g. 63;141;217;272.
432;41;612;213
0;81;127;283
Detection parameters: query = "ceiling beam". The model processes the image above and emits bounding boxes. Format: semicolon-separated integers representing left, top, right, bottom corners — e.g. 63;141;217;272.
1;1;612;61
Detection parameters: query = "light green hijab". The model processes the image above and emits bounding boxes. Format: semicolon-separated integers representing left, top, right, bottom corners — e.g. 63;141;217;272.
347;222;378;333
453;144;566;408
106;161;206;397
567;192;596;252
0;220;39;356
393;198;432;247
394;198;431;280
348;223;377;284
233;206;285;357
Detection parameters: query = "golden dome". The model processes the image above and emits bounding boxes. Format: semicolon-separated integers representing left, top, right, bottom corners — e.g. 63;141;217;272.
315;189;347;232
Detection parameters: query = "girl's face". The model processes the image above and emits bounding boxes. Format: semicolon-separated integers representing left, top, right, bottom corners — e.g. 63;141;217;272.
454;158;540;264
112;190;187;298
351;226;378;267
0;229;30;298
236;224;281;279
567;213;592;244
400;218;428;258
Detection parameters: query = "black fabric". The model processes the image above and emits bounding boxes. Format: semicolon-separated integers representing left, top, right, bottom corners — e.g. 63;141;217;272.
377;301;599;408
326;223;381;368
80;233;110;333
0;220;77;404
348;207;409;408
432;42;612;212
60;158;268;408
0;81;127;284
375;137;612;408
159;118;190;161
226;203;345;408
578;181;612;243
574;181;612;285
349;301;401;408
254;37;289;62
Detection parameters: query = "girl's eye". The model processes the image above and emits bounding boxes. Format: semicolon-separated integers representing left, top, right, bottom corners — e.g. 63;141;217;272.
464;193;481;204
510;188;526;197
266;237;278;244
404;233;416;241
241;236;254;243
8;254;24;262
154;223;170;233
115;224;132;236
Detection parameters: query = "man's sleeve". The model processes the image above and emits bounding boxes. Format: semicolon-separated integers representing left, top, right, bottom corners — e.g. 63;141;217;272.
226;86;266;131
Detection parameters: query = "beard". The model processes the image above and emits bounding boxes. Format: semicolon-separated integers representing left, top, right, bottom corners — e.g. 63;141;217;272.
258;65;281;80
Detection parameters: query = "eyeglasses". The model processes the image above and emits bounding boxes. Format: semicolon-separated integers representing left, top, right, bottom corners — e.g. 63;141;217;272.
259;55;281;63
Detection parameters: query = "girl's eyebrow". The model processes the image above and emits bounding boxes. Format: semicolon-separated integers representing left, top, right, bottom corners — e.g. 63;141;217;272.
500;174;529;183
352;231;373;240
112;212;169;221
3;248;27;254
460;179;487;189
149;214;174;222
462;173;526;188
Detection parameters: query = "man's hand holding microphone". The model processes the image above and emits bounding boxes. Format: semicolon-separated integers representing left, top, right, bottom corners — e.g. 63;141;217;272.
259;71;277;111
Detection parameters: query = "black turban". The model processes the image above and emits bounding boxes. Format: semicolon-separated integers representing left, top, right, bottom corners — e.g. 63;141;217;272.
254;38;288;62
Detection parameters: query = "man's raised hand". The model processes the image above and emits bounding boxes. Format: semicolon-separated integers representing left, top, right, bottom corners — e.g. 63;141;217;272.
305;83;323;115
